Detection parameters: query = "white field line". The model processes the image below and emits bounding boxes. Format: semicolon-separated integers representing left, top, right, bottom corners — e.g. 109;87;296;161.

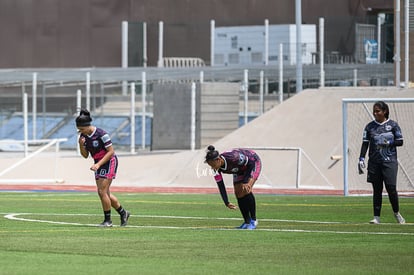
2;213;414;236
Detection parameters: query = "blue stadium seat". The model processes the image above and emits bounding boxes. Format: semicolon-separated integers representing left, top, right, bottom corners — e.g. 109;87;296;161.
111;116;152;146
48;115;152;149
0;115;65;140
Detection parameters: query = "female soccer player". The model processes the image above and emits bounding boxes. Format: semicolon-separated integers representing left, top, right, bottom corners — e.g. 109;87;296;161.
205;145;261;229
358;101;405;224
76;109;130;227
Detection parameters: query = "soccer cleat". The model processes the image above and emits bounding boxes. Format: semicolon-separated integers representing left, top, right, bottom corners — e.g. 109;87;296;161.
369;216;380;224
251;219;258;227
246;224;256;230
394;212;405;224
99;220;113;227
247;219;257;230
120;211;130;227
237;223;249;229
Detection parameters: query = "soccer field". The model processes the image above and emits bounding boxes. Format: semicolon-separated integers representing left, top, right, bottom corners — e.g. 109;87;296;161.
0;192;413;274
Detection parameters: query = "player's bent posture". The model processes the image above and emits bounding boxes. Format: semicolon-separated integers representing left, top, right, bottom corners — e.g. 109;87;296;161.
358;101;405;224
205;145;261;229
76;109;130;227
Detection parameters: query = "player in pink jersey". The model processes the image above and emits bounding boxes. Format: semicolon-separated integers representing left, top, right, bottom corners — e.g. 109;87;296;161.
205;145;262;229
76;109;130;227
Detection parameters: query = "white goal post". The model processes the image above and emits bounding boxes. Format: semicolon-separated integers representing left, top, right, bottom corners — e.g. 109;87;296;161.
342;98;414;196
247;146;332;189
0;138;68;183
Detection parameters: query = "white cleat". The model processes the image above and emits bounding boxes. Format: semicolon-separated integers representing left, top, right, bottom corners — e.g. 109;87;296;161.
394;212;406;224
369;216;380;224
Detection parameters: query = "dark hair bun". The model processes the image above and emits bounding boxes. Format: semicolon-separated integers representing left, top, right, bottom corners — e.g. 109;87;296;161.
76;108;92;127
205;145;219;162
79;108;91;117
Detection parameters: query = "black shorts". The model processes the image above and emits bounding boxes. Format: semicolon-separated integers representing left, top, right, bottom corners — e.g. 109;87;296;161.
94;155;118;180
367;161;398;186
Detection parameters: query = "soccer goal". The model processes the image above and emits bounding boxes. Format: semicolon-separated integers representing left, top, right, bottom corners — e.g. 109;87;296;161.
247;146;333;190
342;98;414;196
0;138;67;183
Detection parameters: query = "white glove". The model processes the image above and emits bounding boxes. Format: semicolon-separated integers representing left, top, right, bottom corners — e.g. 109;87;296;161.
383;138;393;146
358;157;365;175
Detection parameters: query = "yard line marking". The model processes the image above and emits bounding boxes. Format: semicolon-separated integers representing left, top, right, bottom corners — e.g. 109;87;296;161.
4;214;97;227
0;212;356;224
4;212;410;225
3;213;414;236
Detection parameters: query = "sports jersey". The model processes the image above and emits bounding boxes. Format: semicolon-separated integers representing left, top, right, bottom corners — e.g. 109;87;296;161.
213;148;261;183
362;119;403;163
81;127;113;162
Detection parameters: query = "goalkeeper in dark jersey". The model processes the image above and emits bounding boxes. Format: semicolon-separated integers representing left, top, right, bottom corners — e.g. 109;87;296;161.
205;145;262;229
358;101;405;224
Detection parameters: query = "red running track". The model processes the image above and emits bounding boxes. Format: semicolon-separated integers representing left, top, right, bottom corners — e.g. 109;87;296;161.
3;184;413;197
0;184;344;195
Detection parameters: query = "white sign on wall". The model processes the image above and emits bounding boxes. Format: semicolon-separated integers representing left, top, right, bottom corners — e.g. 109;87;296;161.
214;24;317;66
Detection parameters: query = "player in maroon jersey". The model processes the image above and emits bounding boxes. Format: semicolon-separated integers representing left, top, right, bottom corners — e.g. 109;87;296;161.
205;145;261;229
358;101;405;224
76;109;130;227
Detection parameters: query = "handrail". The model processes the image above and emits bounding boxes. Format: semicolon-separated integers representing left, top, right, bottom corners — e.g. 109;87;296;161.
0;138;68;178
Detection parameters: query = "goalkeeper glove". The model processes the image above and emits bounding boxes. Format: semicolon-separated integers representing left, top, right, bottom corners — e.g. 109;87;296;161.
378;138;393;147
358;157;365;175
383;138;393;146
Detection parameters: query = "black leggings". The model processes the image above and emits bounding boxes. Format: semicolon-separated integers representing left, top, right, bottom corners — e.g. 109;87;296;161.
368;161;399;216
372;181;399;216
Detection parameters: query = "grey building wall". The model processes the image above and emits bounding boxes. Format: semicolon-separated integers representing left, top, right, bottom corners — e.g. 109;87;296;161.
0;0;393;68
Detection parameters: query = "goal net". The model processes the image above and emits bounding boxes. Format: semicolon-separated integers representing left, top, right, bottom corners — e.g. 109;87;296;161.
342;98;414;195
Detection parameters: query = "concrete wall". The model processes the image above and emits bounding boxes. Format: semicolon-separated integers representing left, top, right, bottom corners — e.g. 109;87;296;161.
151;83;200;150
200;82;239;148
159;87;414;194
151;82;239;150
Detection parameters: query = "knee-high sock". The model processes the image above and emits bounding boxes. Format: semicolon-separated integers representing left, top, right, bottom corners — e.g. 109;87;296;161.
116;205;126;216
245;193;256;221
104;210;111;222
237;196;251;223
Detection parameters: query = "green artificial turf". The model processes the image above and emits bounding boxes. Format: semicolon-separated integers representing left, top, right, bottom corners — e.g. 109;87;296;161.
0;192;413;274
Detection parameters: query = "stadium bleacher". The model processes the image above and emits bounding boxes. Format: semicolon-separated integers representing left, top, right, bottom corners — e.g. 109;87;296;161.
0;111;257;150
0;115;65;140
0;113;154;149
